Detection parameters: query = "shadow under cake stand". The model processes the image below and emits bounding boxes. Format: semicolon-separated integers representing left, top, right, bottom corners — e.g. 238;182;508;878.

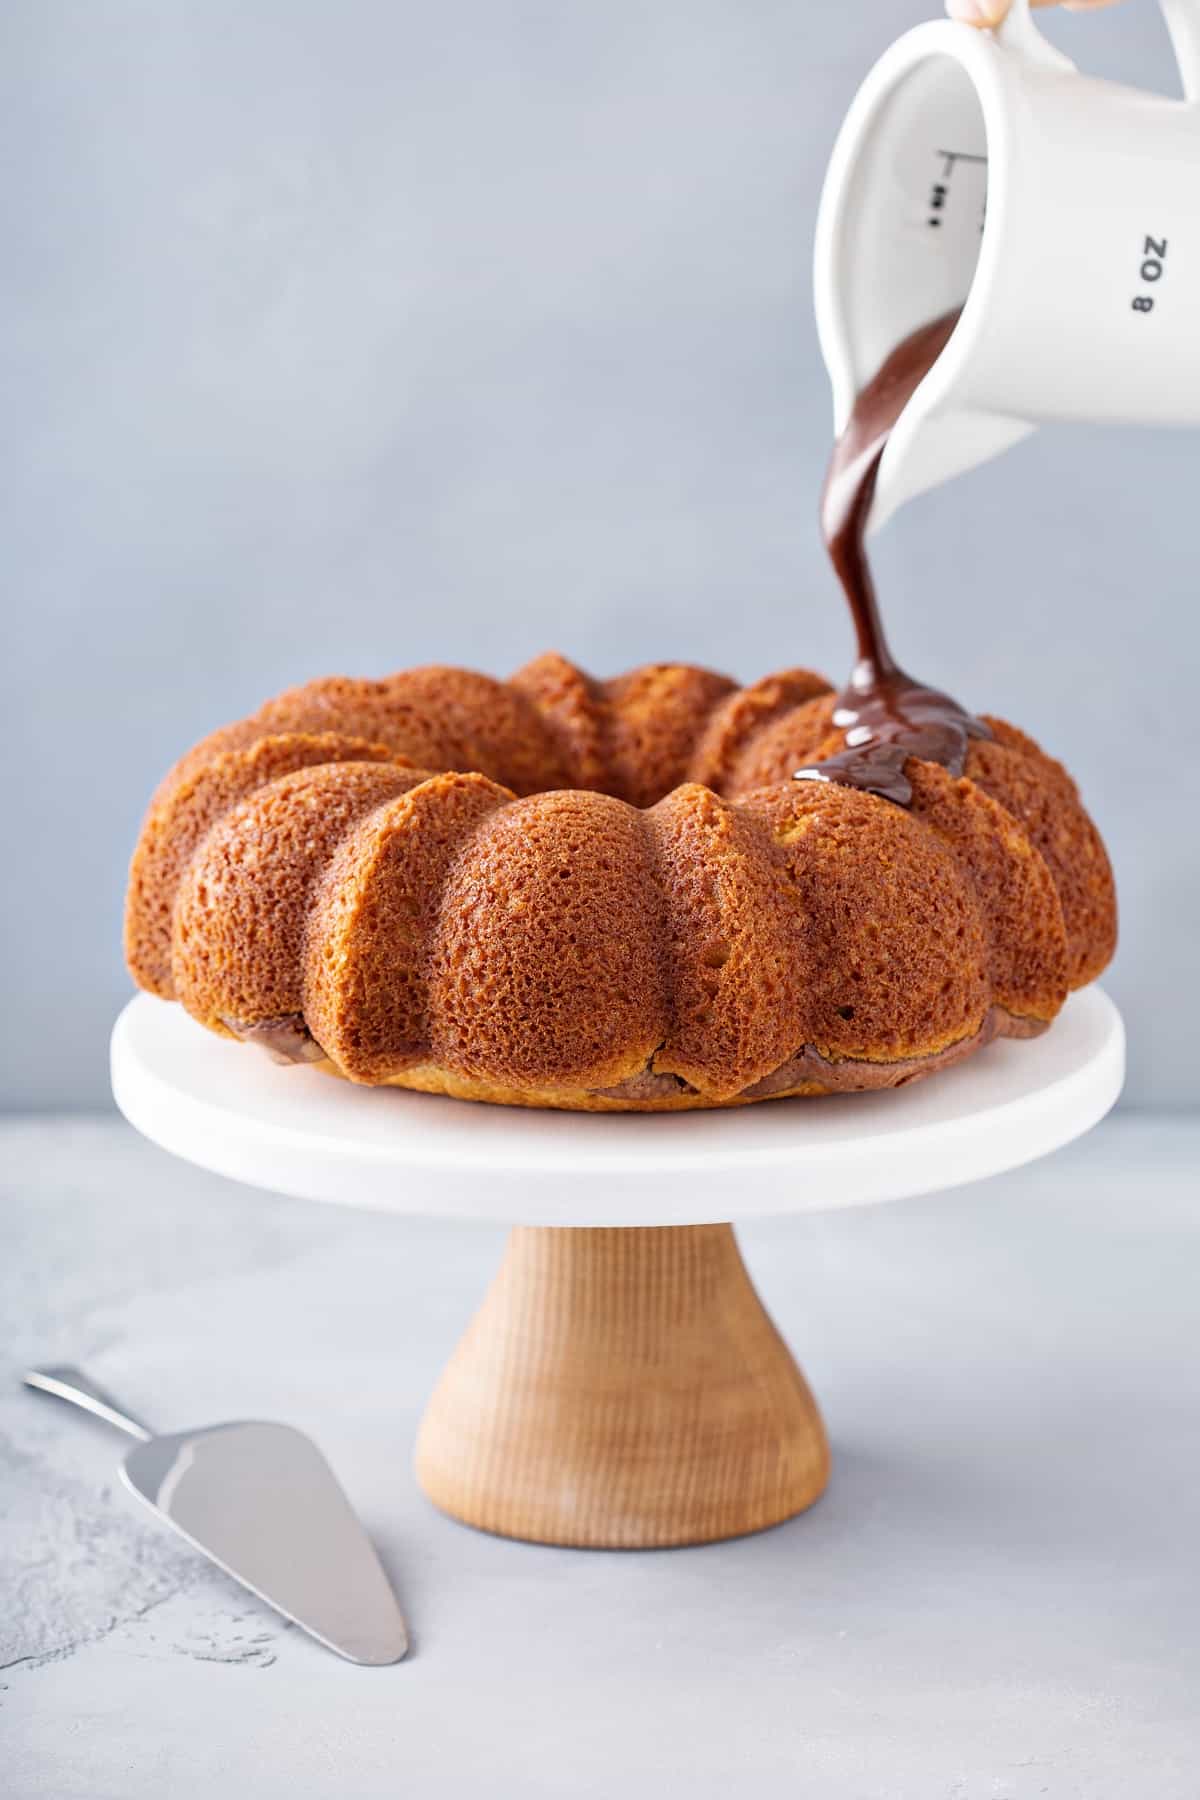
111;989;1123;1550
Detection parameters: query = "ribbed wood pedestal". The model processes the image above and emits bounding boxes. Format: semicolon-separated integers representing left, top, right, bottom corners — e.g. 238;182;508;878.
414;1224;830;1548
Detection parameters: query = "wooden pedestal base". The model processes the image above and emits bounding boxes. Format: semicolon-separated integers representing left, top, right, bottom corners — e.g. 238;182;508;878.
414;1224;829;1549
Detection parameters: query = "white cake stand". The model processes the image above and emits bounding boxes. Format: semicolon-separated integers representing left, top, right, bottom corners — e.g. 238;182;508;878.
111;988;1124;1550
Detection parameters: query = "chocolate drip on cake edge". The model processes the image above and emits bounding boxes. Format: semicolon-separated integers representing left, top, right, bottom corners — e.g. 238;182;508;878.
797;310;991;807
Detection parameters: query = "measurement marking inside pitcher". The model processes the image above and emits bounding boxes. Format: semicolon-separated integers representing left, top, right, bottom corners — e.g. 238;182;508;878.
935;149;987;176
927;149;988;229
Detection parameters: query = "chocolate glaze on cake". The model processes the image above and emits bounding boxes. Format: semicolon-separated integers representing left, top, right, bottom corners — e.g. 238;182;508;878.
222;1012;325;1065
797;310;992;806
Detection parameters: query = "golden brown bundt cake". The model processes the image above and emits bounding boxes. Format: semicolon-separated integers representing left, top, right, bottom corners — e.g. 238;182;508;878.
124;655;1116;1111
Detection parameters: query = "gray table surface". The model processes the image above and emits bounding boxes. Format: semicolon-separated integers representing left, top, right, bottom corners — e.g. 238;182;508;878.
2;1111;1197;1799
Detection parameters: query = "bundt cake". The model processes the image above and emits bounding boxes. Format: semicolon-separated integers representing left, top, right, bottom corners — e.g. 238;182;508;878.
124;654;1116;1111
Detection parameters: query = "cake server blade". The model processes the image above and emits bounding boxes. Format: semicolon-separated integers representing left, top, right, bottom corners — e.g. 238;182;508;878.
24;1365;408;1666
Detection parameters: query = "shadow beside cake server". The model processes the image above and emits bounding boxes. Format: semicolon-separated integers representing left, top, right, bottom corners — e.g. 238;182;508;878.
24;1364;408;1666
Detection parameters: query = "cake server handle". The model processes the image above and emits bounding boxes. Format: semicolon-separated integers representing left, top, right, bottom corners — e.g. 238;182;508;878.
25;1365;154;1442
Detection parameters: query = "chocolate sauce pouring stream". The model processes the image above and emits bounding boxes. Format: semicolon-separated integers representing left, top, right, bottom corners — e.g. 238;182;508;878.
797;309;991;806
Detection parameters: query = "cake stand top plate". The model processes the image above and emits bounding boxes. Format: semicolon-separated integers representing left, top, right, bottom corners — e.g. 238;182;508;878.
110;990;1124;1226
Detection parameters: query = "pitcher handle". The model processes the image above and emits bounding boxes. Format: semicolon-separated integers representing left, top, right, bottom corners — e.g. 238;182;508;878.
993;0;1076;71
995;0;1200;102
1162;0;1200;101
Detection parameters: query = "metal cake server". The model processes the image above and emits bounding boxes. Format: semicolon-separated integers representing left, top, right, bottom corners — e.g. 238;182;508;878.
25;1365;408;1666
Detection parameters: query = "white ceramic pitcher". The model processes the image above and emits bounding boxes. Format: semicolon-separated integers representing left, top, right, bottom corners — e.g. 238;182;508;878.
814;0;1200;532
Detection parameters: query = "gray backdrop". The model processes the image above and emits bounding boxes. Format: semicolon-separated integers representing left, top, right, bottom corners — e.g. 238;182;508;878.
4;0;1196;1111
